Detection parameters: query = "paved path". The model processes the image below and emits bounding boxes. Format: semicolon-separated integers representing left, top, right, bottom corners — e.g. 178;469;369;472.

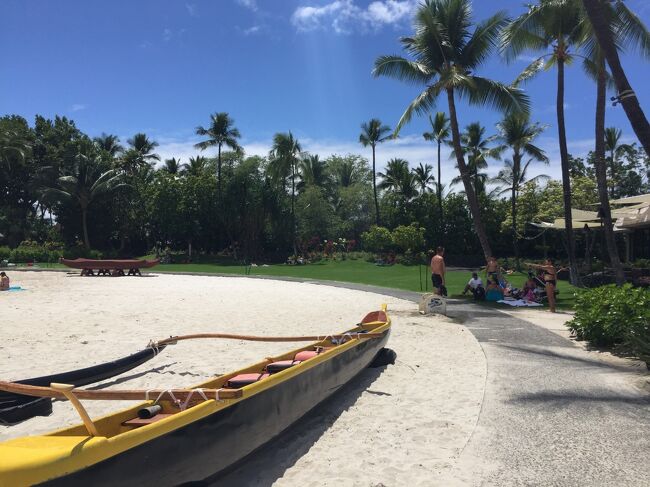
447;301;650;486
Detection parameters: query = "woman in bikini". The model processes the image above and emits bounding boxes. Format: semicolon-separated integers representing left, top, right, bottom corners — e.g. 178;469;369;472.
526;259;564;313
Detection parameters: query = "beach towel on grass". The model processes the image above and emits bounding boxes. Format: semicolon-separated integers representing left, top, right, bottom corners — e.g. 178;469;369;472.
497;299;542;307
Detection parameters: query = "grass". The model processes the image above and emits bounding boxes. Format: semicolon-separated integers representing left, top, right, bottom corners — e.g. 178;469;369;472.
20;257;577;310
151;258;577;310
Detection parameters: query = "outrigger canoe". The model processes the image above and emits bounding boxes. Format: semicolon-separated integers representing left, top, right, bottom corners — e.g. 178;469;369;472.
0;307;391;486
60;258;160;276
0;344;166;425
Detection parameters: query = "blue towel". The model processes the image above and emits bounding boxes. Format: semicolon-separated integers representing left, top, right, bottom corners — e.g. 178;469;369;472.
7;286;23;292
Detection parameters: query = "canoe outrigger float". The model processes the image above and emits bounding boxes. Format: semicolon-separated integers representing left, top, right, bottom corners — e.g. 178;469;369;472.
0;344;166;425
0;307;391;486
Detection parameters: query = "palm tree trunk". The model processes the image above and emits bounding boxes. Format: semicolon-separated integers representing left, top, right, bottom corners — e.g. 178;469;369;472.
291;164;297;257
512;153;521;261
217;143;222;195
609;147;615;198
446;88;492;260
437;140;443;222
512;185;519;260
81;206;90;250
557;57;579;285
372;145;380;225
582;0;650;155
595;59;625;285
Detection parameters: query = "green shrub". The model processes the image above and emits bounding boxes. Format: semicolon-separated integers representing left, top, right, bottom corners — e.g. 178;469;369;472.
568;285;650;352
361;226;393;253
0;247;11;262
391;224;425;254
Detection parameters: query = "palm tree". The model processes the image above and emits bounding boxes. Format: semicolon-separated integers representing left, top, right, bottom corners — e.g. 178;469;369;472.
298;154;329;191
604;127;634;197
42;153;126;249
359;119;392;225
451;122;500;194
195;113;242;194
579;1;648;285
0;128;30;169
269;132;303;255
121;133;160;174
581;0;650;155
330;158;363;188
162;157;182;175
374;0;528;260
423;112;450;220
93;133;124;158
379;158;418;201
501;0;583;284
494;112;548;258
182;156;209;177
413;163;436;194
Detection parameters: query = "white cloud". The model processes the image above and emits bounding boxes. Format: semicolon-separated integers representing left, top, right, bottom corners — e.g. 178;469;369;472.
291;0;416;34
163;28;173;41
71;104;87;112
185;3;197;16
236;0;258;12
243;25;261;35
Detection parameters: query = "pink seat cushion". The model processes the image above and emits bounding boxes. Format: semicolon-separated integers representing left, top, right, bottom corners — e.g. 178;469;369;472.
294;351;319;361
226;373;269;388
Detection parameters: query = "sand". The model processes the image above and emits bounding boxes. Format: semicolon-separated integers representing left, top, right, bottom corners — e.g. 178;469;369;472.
0;271;486;486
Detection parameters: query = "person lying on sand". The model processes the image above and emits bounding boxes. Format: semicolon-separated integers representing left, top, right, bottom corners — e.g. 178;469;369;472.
0;272;9;291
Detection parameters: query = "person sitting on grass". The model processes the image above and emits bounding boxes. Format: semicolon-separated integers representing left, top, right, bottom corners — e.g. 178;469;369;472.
485;277;504;302
462;272;485;300
0;272;9;291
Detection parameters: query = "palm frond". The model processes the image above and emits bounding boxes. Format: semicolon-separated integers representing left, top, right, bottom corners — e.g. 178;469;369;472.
461;76;530;115
372;55;432;84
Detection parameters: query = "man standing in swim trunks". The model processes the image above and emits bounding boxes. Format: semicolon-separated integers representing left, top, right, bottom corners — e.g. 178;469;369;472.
486;256;500;282
430;247;446;296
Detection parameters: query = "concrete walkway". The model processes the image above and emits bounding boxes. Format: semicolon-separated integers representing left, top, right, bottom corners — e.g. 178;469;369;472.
447;301;650;486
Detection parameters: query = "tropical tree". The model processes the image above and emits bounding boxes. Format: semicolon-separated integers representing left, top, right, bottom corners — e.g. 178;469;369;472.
121;133;160;175
492;159;549;256
298;154;329;191
195;112;242;194
493;112;548;258
0;127;30;168
162;157;182;175
501;0;583;284
451;122;500;194
604;127;634;197
182;156;209;177
374;0;529;260
42;153;126;249
578;0;649;284
379;158;418;201
423;112;450;219
93;133;123;158
268;132;303;255
359;119;392;225
413;163;436;194
581;0;650;154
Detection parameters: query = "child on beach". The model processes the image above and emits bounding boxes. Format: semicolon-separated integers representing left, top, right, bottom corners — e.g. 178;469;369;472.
0;272;9;291
462;272;485;300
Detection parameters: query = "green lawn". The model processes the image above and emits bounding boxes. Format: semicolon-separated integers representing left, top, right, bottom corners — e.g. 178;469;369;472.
151;258;577;310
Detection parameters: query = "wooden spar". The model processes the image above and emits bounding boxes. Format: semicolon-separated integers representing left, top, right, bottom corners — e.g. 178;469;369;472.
50;383;99;437
155;331;386;347
0;381;242;403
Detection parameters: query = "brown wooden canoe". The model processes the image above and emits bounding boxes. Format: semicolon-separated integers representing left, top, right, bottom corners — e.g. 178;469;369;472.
60;258;160;270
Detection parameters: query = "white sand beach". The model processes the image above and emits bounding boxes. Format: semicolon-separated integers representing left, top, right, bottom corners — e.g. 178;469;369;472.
0;271;486;485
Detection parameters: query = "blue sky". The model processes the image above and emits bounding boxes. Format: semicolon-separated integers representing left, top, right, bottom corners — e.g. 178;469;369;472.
1;0;649;185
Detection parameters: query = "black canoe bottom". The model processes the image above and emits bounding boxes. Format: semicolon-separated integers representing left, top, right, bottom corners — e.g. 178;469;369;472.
41;331;389;487
0;346;165;425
